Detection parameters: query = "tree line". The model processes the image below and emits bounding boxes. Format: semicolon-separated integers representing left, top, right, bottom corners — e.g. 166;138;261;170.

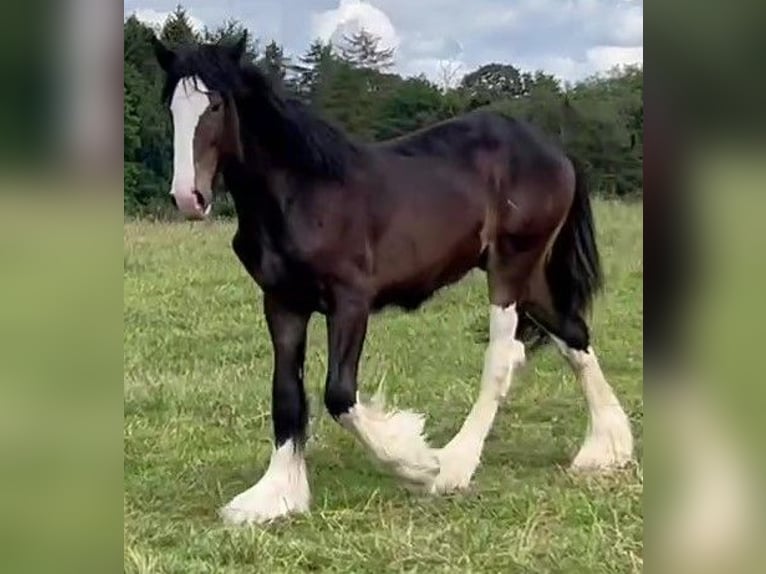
124;7;643;217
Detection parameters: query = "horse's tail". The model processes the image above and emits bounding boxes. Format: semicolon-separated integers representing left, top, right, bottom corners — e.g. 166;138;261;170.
545;156;604;318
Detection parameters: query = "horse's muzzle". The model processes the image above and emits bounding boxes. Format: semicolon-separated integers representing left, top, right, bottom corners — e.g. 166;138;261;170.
171;189;212;220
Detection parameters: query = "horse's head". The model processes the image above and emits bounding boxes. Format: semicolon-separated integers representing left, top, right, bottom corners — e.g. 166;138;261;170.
152;36;247;220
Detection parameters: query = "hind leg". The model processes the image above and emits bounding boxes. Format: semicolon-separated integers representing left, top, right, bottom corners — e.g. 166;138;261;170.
431;303;525;492
431;240;534;493
548;314;634;470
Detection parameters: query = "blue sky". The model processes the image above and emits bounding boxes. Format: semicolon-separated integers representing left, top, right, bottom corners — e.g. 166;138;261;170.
124;0;642;85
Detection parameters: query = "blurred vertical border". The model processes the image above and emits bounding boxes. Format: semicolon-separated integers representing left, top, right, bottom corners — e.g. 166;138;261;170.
647;0;766;572
0;1;123;573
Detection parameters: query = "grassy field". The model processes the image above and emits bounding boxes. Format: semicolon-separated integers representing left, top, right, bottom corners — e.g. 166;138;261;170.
124;200;643;573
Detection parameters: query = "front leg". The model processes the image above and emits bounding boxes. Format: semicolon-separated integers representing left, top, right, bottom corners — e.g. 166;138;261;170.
221;294;311;525
324;293;439;485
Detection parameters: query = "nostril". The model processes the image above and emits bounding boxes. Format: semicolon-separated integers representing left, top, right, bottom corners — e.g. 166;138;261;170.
170;195;178;209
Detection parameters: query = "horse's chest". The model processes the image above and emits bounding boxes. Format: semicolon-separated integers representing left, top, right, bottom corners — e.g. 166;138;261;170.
232;230;323;308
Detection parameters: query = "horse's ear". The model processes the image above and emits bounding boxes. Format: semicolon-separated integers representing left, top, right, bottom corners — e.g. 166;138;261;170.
227;33;247;63
152;36;175;72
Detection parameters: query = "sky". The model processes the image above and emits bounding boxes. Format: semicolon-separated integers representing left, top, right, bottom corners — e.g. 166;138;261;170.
124;0;643;84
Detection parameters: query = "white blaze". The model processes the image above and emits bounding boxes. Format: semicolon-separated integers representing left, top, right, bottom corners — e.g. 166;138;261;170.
169;76;210;195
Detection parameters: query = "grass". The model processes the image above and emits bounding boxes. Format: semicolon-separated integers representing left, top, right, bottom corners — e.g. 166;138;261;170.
124;200;643;573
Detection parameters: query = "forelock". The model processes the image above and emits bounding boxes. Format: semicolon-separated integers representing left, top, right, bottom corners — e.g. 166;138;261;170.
160;44;247;105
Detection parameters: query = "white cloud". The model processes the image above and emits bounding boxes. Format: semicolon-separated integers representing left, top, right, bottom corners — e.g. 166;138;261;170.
527;44;642;83
399;57;468;87
586;45;643;71
132;8;205;33
125;0;643;83
531;56;590;84
312;0;399;51
470;7;518;33
610;5;643;46
406;34;463;59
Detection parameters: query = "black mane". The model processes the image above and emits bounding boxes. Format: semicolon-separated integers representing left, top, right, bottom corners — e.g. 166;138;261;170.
161;43;361;181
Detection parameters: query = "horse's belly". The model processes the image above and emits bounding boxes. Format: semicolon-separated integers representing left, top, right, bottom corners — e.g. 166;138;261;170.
371;232;483;311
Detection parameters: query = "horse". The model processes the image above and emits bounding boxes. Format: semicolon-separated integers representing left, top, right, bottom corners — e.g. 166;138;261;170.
151;35;634;525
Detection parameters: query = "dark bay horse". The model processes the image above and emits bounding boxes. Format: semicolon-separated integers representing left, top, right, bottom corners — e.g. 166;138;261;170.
152;36;634;525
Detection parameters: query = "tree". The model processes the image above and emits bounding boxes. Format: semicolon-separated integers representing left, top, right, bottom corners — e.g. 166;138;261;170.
339;29;395;71
123;16;175;214
316;59;378;139
438;59;463;91
488;75;564;144
124;64;142;162
374;76;446;139
203;20;258;63
124;63;144;213
523;71;561;95
258;40;290;86
460;63;526;108
124;15;162;77
566;66;643;195
161;5;198;47
307;33;397;140
123;10;643;218
292;39;334;100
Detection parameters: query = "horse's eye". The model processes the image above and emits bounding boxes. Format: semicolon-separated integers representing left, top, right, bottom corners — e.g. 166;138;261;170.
210;103;222;112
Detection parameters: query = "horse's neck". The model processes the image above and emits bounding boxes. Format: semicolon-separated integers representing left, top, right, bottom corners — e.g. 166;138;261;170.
223;161;286;237
224;161;311;293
